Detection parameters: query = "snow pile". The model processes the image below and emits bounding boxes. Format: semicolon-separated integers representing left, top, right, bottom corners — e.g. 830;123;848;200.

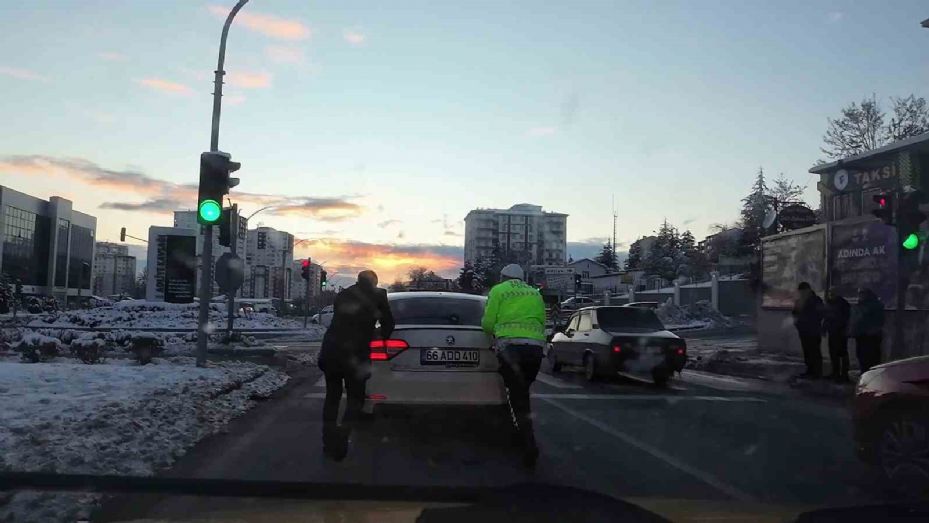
27;301;309;331
0;358;289;522
656;299;733;330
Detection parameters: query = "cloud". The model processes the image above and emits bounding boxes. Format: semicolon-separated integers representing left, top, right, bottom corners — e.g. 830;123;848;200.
293;238;462;283
98;52;127;62
225;93;246;105
0;66;46;81
208;5;310;40
100;198;181;212
682;218;695;225
226;70;271;89
136;78;194;96
0;155;364;221
827;11;844;23
343;28;366;46
443;229;462;237
265;45;305;64
527;126;557;137
378;219;401;229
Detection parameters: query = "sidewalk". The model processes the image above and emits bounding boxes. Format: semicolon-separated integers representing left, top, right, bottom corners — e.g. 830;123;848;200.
682;331;858;400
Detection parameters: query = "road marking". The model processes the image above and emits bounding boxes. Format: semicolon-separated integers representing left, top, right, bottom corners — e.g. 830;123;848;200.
539;397;757;503
535;373;582;389
313;375;326;388
301;392;765;402
678;370;764;392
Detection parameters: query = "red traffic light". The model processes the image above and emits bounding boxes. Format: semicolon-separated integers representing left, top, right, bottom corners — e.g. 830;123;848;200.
876;196;887;207
302;259;311;268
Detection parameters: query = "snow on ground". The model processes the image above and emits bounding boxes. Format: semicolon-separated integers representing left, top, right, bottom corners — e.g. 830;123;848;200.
0;357;289;522
26;301;311;331
656;299;734;330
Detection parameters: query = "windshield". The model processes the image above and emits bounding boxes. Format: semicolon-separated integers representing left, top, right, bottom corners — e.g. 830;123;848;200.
597;308;665;332
390;297;485;326
2;2;929;522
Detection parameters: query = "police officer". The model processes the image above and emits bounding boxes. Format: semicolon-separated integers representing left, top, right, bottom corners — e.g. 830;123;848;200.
481;264;546;468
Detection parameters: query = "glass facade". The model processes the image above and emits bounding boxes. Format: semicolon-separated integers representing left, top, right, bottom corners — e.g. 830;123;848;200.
54;218;70;287
2;206;50;285
68;224;94;288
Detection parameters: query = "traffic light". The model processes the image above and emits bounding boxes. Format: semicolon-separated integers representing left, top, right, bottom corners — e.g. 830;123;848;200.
218;208;233;247
899;190;927;251
198;151;240;225
301;259;311;281
574;274;582;288
120;227;126;242
320;270;328;289
871;192;894;226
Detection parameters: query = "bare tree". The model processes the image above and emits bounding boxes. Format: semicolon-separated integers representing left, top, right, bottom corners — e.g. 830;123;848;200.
770;173;806;203
821;94;885;160
886;95;929;142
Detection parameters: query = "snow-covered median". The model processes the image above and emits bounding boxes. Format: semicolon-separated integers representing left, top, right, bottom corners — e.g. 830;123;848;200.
0;358;289;522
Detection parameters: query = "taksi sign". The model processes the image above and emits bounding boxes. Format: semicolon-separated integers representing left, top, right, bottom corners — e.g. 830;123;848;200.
832;163;898;192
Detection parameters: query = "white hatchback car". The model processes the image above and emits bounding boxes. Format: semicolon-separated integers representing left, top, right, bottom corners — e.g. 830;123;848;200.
366;292;506;409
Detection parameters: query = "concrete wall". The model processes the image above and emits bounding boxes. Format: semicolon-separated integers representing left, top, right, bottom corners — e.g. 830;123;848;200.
718;279;755;317
679;285;711;306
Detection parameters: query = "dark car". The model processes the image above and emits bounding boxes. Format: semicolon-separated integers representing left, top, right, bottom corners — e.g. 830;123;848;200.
622;301;659;310
853;355;929;491
546;306;686;386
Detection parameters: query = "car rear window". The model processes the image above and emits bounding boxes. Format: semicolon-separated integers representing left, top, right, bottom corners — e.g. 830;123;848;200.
389;297;485;326
597;307;665;331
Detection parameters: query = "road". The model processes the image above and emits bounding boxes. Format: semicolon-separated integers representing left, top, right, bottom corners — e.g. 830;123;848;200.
95;340;883;522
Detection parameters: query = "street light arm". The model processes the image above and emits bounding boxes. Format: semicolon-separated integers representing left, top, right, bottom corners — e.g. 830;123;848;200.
246;205;274;221
210;0;249;152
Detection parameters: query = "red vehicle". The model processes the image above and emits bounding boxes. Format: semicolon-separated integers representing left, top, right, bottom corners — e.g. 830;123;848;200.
853;355;929;489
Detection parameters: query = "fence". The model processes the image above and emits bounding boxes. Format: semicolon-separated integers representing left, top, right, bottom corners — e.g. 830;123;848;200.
629;275;754;316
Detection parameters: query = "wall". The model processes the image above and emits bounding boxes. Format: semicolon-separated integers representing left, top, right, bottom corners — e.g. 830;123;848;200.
718;279;754;316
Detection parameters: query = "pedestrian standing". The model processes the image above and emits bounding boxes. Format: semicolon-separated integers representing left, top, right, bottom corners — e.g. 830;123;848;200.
481;264;547;468
317;270;394;461
851;288;885;373
792;282;824;379
823;288;851;383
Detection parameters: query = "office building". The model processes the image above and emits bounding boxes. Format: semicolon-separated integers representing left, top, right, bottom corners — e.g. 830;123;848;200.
463;203;567;266
92;242;136;297
245;226;294;300
0;186;96;300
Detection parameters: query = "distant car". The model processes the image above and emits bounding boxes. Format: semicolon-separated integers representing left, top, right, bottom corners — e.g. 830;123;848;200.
366;292;505;408
315;305;334;327
560;296;597;310
853;356;929;490
546;306;686;386
622;301;659;310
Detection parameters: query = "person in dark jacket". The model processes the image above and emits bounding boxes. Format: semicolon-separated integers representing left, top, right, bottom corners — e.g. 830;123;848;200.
850;288;885;373
822;288;851;383
792;282;824;378
317;270;395;460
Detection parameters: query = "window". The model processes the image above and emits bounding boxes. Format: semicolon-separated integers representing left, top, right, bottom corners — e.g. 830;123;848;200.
2;206;50;286
577;312;593;331
832;193;860;221
566;315;580;332
256;232;267;250
54;218;69;287
389;297;485;326
68;225;94;288
596;308;664;332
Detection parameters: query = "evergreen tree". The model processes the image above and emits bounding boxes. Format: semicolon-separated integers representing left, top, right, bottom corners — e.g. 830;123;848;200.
643;220;681;282
0;273;12;314
624;239;643;270
594;242;619;270
739;167;769;256
456;261;476;292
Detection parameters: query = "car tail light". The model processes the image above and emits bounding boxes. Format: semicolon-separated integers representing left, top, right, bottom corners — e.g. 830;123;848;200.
670;342;686;356
370;339;409;361
612;344;623;353
367;393;387;400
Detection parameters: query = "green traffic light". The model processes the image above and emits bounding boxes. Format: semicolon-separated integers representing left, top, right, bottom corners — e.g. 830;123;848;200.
198;199;222;223
902;233;920;250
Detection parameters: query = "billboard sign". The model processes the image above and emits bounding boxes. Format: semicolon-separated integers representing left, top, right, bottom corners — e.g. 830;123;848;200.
164;235;197;303
762;228;826;308
830;221;897;306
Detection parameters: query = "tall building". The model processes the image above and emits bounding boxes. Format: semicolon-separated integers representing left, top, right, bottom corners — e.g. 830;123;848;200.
0;186;97;300
245;227;294;300
173;211;248;296
463;203;567;266
92;242;137;297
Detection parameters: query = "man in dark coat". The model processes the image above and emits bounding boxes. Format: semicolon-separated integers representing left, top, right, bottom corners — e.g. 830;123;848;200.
318;270;394;460
823;287;851;383
792;282;824;378
851;288;885;373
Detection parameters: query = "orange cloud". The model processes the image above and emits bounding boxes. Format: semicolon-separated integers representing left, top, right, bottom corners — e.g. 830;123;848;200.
294;238;462;283
227;70;271;89
136;78;194;96
208;5;310;41
0;66;46;81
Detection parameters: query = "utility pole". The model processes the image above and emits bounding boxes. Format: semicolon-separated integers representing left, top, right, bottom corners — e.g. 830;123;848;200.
226;203;238;338
197;0;249;368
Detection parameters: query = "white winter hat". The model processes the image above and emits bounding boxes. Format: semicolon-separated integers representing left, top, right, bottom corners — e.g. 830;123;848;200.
500;263;524;280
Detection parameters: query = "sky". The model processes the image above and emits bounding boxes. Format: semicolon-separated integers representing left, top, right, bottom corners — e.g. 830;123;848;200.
1;0;928;284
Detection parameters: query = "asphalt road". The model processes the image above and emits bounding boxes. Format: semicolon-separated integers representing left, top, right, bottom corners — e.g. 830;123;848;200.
95;342;886;522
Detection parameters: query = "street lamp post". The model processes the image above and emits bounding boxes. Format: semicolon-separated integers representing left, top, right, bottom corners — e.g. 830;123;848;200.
197;0;250;367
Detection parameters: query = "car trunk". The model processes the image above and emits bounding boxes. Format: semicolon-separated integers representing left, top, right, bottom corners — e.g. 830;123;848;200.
386;325;497;372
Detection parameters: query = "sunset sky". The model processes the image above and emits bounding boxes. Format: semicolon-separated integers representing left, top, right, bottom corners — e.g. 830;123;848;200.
1;1;927;284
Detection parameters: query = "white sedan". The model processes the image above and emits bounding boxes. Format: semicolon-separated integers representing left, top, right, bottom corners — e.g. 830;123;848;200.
366;292;506;409
312;305;334;327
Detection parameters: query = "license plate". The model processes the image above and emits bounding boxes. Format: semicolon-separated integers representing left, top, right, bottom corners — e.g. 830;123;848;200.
420;348;480;366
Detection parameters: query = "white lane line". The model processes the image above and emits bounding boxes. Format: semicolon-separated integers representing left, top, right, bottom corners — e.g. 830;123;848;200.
313;375;326;388
539;397;757;503
535;373;583;389
679;370;761;392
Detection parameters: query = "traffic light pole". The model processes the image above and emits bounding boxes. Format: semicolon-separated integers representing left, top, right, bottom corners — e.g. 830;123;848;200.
303;271;311;329
226;203;238;339
198;0;249;368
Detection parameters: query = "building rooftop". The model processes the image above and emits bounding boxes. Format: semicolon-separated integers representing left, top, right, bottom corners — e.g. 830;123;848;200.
809;131;929;174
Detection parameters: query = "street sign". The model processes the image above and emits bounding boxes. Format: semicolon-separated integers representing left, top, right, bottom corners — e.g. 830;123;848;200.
214;252;244;292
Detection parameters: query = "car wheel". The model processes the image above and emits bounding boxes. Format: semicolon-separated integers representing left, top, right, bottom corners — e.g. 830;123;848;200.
876;413;929;493
652;366;671;387
584;353;598;382
548;345;562;373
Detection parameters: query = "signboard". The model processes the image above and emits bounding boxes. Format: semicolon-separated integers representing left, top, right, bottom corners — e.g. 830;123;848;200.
529;266;576;293
830;221;897;306
762;228;826;308
164;235;197;303
831;163;898;193
778;204;816;231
